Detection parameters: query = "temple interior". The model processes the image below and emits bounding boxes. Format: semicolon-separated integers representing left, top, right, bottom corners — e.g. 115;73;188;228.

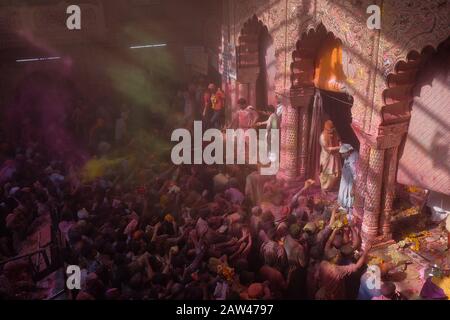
0;0;449;301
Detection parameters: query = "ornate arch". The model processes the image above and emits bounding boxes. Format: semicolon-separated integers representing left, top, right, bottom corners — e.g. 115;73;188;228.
237;14;270;72
362;36;450;247
236;14;272;108
279;22;355;182
381;37;450;127
382;48;435;127
290;23;342;92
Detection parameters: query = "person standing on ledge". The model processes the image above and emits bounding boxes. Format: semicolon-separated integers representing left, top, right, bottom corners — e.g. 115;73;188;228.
337;144;359;221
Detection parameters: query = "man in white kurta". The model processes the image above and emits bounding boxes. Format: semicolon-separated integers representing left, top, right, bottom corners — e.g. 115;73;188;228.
338;144;359;220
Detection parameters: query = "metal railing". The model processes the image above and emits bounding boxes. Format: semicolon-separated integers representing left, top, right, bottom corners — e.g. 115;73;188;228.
0;206;65;283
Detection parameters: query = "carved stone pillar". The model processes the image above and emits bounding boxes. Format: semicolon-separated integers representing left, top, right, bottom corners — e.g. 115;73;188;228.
354;122;409;248
278;102;299;180
291;87;314;180
374;122;408;244
379;146;399;239
277;87;314;181
352;123;373;228
361;147;385;249
297;106;309;180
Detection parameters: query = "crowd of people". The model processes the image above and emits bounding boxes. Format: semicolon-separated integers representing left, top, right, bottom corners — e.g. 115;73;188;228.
0;78;408;301
174;78;225;130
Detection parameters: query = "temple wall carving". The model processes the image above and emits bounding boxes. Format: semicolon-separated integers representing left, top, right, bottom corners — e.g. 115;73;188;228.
221;0;449;247
225;0;449;133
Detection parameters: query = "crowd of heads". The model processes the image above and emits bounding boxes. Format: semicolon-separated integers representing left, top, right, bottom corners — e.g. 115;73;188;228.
0;79;400;301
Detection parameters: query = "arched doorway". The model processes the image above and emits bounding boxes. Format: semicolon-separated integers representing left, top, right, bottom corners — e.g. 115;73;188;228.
236;15;274;110
255;24;275;109
279;24;357;182
354;36;450;249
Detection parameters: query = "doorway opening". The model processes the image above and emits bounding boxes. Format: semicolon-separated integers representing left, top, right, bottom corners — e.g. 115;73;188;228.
320;90;359;150
313;32;358;151
291;25;358;180
237;15;274;111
